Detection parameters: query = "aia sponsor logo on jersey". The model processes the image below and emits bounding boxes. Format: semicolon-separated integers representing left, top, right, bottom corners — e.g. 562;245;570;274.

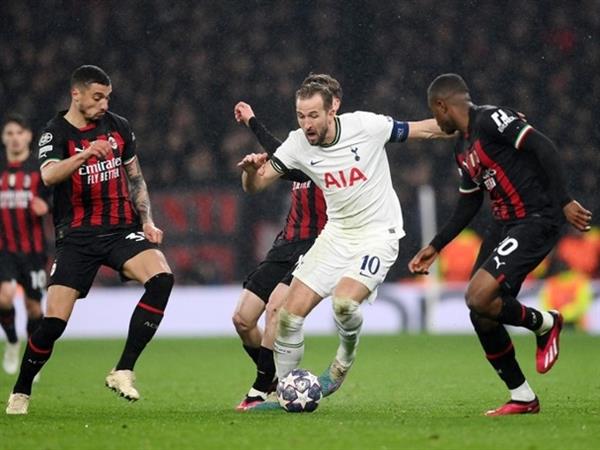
324;167;367;189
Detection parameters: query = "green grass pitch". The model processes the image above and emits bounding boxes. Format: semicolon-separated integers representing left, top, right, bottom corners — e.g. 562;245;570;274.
1;334;599;450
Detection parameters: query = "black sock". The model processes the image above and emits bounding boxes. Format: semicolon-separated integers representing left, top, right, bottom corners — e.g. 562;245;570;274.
470;311;525;389
13;317;67;395
252;346;276;393
115;273;173;371
243;345;260;365
27;315;44;338
0;306;18;343
497;295;543;331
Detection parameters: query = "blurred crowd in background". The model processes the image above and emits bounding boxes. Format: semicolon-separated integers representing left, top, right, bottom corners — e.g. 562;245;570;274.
1;1;598;289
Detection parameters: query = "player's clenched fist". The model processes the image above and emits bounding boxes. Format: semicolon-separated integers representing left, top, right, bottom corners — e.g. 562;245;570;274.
143;222;164;244
234;102;255;127
408;245;439;275
83;140;112;160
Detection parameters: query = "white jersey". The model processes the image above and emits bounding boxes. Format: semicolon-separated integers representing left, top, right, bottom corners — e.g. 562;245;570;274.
271;111;405;239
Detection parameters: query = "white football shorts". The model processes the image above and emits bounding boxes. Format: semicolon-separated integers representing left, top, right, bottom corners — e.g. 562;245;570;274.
292;226;400;302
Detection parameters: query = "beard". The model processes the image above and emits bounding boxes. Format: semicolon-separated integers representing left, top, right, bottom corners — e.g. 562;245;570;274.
81;105;105;121
305;125;328;146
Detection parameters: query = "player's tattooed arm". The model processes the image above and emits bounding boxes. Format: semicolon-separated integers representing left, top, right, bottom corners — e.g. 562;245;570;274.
125;158;164;243
125;158;153;224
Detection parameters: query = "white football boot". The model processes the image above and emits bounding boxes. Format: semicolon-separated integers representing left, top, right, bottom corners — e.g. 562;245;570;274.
105;369;140;401
2;341;20;375
6;393;30;415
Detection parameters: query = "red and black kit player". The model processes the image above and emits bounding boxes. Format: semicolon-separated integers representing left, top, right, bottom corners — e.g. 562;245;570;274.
1;115;49;376
410;74;592;416
231;74;335;410
6;65;174;415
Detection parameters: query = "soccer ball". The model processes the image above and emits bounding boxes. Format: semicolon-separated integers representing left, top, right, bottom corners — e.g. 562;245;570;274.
276;369;323;413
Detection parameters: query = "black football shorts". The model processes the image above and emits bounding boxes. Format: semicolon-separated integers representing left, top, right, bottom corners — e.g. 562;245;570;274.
243;238;315;303
474;218;561;296
48;226;158;298
0;251;48;301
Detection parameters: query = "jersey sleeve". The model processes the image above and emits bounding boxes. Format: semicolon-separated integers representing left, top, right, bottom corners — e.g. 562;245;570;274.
120;119;137;164
270;131;300;174
359;111;395;145
479;108;534;150
37;127;65;169
36;176;52;201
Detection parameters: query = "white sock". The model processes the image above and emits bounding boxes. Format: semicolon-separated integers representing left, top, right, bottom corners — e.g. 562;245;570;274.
535;311;554;336
273;309;304;378
333;298;363;368
510;380;536;402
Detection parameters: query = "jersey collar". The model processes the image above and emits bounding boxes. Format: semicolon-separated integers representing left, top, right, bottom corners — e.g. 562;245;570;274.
321;116;341;148
58;110;99;133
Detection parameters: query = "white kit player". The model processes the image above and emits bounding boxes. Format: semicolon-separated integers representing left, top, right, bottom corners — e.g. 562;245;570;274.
238;77;448;409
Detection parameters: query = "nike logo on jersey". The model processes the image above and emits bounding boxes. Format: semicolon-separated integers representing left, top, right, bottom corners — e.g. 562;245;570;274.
310;159;324;166
493;256;506;270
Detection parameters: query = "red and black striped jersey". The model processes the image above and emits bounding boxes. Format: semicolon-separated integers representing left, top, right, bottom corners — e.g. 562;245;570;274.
277;180;327;242
455;105;561;224
0;154;49;255
38;111;139;237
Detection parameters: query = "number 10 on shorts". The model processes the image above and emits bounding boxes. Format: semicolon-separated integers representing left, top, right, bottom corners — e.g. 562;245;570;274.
360;255;381;276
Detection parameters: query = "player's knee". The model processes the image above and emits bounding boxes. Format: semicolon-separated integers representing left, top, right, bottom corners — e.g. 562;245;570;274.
465;281;489;314
0;282;16;305
277;308;304;337
332;297;362;329
232;311;256;333
143;272;174;310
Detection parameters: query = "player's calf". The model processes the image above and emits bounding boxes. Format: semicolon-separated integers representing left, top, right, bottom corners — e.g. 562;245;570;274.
332;297;362;368
273;308;305;378
115;272;173;371
319;297;363;397
0;306;18;345
12;317;67;396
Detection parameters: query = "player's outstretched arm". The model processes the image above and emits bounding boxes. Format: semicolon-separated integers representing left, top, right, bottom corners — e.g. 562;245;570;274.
238;153;282;193
40;140;112;186
125;158;163;243
409;190;484;275
407;118;456;140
